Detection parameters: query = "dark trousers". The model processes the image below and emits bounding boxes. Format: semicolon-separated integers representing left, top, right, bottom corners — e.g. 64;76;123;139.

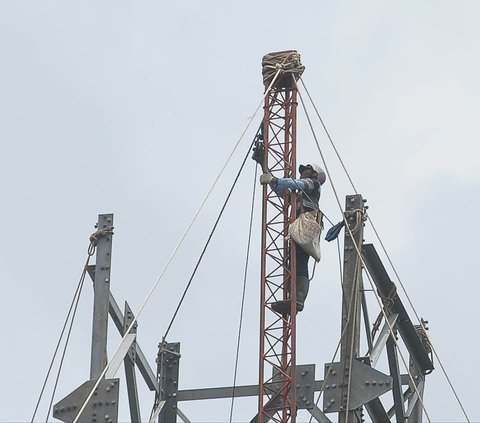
296;244;309;278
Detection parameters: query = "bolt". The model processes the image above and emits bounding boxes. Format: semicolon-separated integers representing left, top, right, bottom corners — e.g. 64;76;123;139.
372;381;376;385
105;278;109;283
331;370;336;375
105;415;109;420
106;387;111;392
301;370;307;376
330;399;335;403
365;381;370;385
332;384;336;388
326;384;330;389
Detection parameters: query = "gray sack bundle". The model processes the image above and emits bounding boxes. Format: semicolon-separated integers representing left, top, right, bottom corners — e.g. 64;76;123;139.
288;211;323;262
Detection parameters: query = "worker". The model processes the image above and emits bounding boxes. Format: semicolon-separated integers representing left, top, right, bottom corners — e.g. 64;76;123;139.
260;163;326;312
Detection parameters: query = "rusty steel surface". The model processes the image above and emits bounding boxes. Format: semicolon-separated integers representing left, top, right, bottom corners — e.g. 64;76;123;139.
258;75;298;423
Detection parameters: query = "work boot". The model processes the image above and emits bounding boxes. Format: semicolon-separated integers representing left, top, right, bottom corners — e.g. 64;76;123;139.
271;299;291;315
296;276;310;312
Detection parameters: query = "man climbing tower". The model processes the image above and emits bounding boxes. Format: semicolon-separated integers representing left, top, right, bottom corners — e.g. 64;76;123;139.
260;163;326;312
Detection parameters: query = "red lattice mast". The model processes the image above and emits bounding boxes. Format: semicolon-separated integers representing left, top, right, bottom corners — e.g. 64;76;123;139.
258;51;304;423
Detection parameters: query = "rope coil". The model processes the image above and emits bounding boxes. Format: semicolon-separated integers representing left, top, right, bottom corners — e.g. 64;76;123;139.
262;50;305;86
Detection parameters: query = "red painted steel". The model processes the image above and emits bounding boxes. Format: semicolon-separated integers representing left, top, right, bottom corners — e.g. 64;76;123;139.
258;76;298;423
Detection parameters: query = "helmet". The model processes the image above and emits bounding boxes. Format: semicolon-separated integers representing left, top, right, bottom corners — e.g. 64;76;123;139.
299;163;326;185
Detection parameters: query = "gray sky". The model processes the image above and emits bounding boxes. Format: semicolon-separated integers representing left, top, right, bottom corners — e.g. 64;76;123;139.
1;1;478;422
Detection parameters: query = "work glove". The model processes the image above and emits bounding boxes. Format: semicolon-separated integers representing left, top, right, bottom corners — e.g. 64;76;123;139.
260;172;276;185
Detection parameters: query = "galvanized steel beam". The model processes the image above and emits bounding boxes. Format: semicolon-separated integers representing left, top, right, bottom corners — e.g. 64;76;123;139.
338;195;365;423
158;342;181;423
90;214;114;379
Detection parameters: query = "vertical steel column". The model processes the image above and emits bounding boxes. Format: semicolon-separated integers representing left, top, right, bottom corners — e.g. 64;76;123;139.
258;65;298;422
339;195;364;423
90;213;114;379
158;342;181;423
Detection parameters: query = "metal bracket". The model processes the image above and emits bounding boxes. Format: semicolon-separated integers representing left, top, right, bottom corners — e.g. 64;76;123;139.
323;360;392;413
53;378;119;423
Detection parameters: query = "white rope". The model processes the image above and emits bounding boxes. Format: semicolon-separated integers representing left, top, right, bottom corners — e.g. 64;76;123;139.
295;79;434;422
71;68;284;423
299;77;471;422
368;220;471;422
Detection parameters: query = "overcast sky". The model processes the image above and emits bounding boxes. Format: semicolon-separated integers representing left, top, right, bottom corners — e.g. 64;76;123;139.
1;1;479;422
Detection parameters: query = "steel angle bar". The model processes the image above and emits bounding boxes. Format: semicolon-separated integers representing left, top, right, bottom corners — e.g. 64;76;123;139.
308;406;333;423
406;380;425;420
177;383;258;401
176;409;192;423
387;388;415;418
360;281;374;353
149;400;165;423
105;333;136;378
386;338;405;422
365;398;391;423
370;314;399;367
123;301;141;423
124;357;141;423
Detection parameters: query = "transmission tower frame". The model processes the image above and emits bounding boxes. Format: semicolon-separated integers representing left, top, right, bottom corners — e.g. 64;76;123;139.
49;52;436;423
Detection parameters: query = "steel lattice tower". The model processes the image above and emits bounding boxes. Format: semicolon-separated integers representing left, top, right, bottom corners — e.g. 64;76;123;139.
258;51;301;423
